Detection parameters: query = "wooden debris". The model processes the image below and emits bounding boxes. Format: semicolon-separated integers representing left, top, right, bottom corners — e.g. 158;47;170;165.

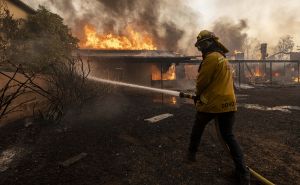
24;117;33;128
144;113;173;123
60;152;87;167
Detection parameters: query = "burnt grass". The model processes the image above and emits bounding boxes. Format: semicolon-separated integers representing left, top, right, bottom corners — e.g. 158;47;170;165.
0;86;299;185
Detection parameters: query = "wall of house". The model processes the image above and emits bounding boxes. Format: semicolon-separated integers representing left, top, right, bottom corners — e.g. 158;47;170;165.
6;1;29;19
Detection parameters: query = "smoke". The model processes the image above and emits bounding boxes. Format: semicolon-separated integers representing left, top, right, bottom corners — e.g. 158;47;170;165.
26;0;199;54
190;0;300;50
212;18;248;53
24;0;300;57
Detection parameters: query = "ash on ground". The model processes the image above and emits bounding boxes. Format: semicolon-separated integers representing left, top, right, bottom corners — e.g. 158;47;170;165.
0;86;299;185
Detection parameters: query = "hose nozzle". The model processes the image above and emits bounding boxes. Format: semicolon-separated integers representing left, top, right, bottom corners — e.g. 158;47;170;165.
179;92;196;99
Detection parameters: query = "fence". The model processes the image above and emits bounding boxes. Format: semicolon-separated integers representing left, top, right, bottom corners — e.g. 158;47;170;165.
230;60;300;86
87;59;300;90
174;60;300;88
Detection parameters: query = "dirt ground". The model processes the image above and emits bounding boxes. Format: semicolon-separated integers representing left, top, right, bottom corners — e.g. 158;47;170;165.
0;86;299;185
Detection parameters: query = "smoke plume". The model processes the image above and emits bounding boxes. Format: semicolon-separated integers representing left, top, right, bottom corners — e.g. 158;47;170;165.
25;0;300;57
191;0;300;51
212;18;248;53
26;0;199;54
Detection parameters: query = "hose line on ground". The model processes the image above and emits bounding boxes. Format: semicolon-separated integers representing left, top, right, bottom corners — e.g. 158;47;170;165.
179;92;276;185
214;121;276;185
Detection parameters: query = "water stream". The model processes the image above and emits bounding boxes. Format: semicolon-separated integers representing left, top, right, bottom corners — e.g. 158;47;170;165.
88;76;180;97
88;76;300;113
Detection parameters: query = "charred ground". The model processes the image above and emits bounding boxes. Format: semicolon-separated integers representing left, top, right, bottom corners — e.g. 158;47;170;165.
0;86;299;185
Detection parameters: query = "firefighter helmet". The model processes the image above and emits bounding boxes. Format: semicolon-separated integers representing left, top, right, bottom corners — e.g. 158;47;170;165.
195;30;229;53
196;30;218;43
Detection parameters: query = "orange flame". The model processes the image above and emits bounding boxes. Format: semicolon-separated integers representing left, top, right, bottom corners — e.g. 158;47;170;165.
80;24;157;50
171;96;177;104
254;67;262;77
151;64;176;81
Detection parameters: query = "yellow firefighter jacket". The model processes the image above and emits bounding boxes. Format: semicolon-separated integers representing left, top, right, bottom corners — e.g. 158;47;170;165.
195;51;237;113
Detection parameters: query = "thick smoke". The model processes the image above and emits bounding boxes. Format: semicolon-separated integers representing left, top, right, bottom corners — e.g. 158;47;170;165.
27;0;199;54
212;18;248;53
205;0;300;49
26;0;300;57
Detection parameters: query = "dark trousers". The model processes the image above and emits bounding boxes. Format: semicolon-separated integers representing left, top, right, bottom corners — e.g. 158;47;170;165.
188;111;247;174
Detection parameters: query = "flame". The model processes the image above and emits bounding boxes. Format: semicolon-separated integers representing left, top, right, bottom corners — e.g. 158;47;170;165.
80;24;157;50
254;68;262;77
152;96;177;105
294;77;300;82
151;64;176;81
171;96;177;104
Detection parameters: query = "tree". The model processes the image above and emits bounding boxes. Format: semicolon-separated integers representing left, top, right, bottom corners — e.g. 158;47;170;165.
0;5;106;123
274;35;294;60
8;6;79;71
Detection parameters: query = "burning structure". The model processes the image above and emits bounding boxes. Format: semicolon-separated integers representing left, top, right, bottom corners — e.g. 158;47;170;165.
76;20;199;89
77;49;198;89
76;24;299;89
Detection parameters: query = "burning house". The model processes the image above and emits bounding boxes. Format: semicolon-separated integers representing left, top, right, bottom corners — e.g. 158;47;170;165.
77;23;199;89
78;49;198;89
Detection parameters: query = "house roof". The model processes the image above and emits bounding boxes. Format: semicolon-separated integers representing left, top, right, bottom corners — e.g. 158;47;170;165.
7;0;36;14
76;49;196;64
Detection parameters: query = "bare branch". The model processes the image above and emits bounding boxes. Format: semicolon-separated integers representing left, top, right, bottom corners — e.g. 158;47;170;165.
3;97;36;117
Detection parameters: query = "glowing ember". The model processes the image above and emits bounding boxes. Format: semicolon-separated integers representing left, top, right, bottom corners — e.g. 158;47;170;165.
151;64;176;81
171;96;177;104
80;24;157;50
254;68;262;77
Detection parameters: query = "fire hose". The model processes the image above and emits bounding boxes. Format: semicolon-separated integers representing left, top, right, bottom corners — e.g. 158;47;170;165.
179;92;276;185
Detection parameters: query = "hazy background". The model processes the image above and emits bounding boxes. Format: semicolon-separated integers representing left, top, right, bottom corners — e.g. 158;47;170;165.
189;0;300;46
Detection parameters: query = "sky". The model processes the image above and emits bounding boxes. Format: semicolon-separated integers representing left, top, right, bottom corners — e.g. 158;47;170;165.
25;0;300;52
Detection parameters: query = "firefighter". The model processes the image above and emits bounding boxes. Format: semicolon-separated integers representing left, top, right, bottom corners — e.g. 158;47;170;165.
187;30;250;185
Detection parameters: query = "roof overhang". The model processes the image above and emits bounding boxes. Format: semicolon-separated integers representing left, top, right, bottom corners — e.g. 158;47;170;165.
76;49;198;64
8;0;36;14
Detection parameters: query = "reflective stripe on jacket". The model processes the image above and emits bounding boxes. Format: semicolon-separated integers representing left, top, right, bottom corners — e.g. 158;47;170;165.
195;51;237;113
